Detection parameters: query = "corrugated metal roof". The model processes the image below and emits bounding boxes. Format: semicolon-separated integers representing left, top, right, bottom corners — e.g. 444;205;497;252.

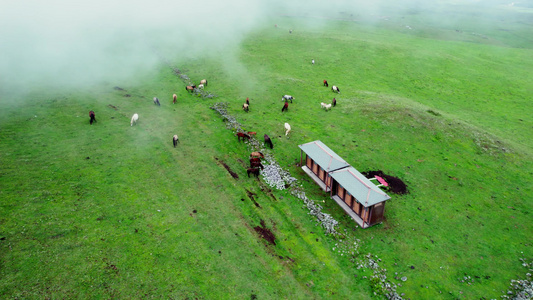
298;140;349;172
329;166;390;207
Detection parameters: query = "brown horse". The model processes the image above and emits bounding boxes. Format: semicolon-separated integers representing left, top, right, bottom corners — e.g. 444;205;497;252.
250;157;261;165
89;111;96;125
247;131;256;136
173;94;177;104
250;161;264;170
247;167;260;178
323;79;328;87
237;132;251;142
250;151;264;158
185;85;196;93
332;98;336;107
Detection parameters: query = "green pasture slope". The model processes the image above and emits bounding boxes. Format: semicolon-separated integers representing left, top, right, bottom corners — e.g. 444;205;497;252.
1;2;532;300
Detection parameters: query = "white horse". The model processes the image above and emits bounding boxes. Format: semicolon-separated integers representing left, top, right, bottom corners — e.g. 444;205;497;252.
321;102;327;108
200;79;207;86
131;113;139;126
198;84;204;89
282;95;294;103
285;123;291;136
324;103;332;111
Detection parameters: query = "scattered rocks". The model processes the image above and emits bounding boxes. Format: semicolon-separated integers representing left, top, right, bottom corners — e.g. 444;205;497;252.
500;258;533;299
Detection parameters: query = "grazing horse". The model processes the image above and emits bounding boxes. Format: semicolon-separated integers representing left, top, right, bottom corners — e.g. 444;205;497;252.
323;103;332;111
250;151;264;159
185;85;196;93
332;98;336;107
153;97;160;106
89;111;96;125
198;84;204;89
250;157;261;165
282;95;294;103
321;102;327;109
173;135;180;147
246;97;249;105
247;167;260;178
173;94;177;104
250;157;264;170
332;85;340;93
237;132;251;142
243;103;249;112
131;113;139;126
264;134;273;149
247;131;257;136
323;80;328;87
281;101;289;112
200;79;207;86
284;123;291;136
250;161;264;170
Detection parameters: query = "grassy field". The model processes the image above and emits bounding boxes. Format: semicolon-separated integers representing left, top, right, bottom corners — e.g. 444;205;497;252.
1;2;532;299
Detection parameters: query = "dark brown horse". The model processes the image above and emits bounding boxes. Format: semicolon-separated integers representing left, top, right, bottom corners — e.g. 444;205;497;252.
249;158;263;172
264;134;273;149
246;97;249;105
332;98;336;107
323;79;328;87
237;132;251;142
247;167;260;178
250;161;264;170
89;111;96;125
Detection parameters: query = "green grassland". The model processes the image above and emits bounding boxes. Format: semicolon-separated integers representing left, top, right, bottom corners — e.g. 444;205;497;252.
1;2;532;299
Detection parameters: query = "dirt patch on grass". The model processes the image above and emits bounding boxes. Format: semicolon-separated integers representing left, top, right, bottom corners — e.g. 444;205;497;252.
254;219;276;245
245;189;261;208
362;170;408;195
215;157;239;179
258;181;277;201
108;104;118;110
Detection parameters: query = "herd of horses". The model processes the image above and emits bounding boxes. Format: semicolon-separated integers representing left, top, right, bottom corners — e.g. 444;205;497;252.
88;75;339;180
240;79;339;178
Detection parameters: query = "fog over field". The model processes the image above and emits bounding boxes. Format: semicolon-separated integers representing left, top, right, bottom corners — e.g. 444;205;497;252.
0;0;528;94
